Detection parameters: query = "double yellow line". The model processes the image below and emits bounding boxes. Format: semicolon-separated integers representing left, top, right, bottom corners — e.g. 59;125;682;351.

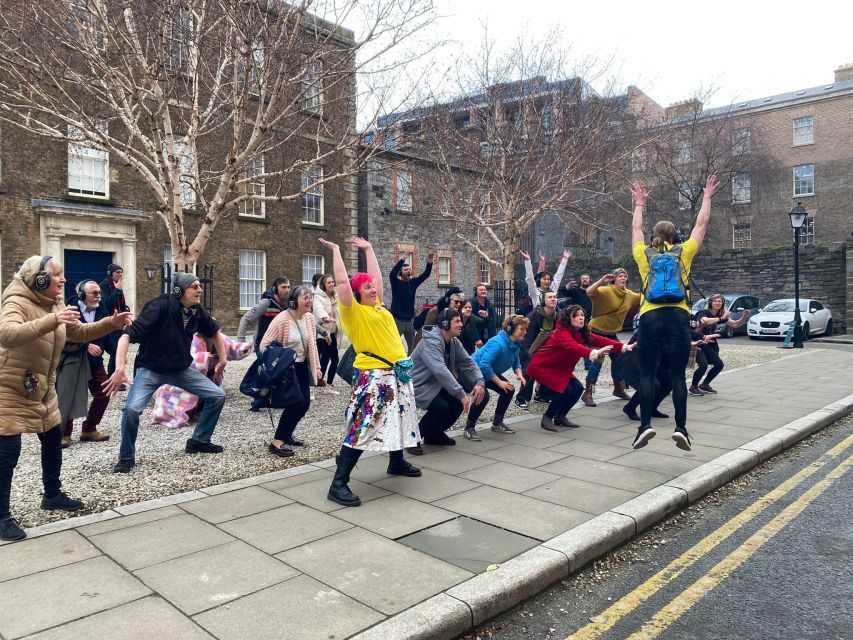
569;432;853;640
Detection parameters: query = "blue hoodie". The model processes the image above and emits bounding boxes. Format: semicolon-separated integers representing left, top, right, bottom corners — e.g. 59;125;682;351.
472;331;522;380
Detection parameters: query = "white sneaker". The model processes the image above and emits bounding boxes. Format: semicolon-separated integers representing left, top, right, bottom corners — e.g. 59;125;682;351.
325;386;340;395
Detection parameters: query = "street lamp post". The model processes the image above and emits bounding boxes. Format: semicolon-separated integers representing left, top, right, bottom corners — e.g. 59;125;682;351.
788;202;808;348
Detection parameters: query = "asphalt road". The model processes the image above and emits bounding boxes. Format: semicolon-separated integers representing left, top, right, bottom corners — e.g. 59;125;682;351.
459;416;853;640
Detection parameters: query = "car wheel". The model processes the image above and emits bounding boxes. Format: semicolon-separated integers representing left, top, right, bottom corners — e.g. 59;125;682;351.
802;322;810;341
725;325;735;338
825;319;833;336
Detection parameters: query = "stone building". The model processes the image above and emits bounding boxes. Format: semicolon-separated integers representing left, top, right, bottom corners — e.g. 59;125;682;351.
0;9;358;333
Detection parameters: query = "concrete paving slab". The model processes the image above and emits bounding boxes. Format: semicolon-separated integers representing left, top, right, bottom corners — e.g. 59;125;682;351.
350;593;472;640
114;490;208;515
433;486;592;540
505;429;577;449
398;517;540;573
413;449;498;475
350;453;405;483
259;467;333;491
179;486;293;524
451;432;514;453
608;449;706;475
610;485;688;533
536;457;673;492
217;503;352;554
193;574;384;640
334;494;457;539
0;530;100;583
545;439;630;461
372;467;482;502
278;528;472;615
17;510;120;541
0;555;150;639
78;505;184;537
88;513;234;571
445;546;569;626
24;597;213;640
275;476;389;512
555;426;630;444
134;540;298;615
523;477;638;514
478;443;567;468
544;511;636;571
201;464;319;495
457;461;561;493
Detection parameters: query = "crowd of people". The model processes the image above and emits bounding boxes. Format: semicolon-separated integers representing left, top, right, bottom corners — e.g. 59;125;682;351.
0;176;732;541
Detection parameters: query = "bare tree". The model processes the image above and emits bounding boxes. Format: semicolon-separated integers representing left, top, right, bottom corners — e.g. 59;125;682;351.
632;92;779;249
382;30;655;281
0;0;436;267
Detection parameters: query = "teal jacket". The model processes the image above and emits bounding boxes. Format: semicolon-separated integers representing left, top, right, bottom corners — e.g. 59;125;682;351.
472;331;522;379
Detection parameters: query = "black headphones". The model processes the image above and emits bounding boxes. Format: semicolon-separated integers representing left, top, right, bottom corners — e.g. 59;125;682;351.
76;279;96;302
288;285;309;310
438;307;458;331
534;271;550;287
172;283;185;298
504;314;520;335
350;278;361;303
33;256;53;291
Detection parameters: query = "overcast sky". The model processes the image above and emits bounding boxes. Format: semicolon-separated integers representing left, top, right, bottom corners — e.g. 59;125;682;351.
426;0;851;108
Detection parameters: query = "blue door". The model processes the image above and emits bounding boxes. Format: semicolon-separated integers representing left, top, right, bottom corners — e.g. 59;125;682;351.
63;249;114;301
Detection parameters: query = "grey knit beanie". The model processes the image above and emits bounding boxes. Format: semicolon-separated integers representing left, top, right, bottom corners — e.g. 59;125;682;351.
172;272;199;296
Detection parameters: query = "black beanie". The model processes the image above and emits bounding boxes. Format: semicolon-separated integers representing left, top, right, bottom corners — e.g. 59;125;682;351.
107;263;123;276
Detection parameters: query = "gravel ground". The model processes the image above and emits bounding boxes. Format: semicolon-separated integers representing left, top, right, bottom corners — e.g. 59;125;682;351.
11;341;789;527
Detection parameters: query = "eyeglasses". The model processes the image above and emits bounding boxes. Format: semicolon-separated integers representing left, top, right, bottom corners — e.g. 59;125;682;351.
449;299;463;305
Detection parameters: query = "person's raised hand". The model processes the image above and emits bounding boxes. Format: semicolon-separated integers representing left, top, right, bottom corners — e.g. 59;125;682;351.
110;311;133;329
519;250;530;260
351;236;372;251
426;251;435;264
562;249;572;260
318;238;339;251
704;175;720;199
55;305;80;325
630;180;650;207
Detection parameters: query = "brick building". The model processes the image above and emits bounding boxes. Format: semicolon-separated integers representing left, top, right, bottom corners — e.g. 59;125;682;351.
0;8;358;333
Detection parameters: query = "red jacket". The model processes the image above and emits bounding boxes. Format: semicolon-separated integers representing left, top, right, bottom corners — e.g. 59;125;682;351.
526;325;624;392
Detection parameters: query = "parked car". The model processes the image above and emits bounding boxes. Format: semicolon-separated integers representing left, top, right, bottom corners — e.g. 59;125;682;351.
690;294;762;337
746;298;833;340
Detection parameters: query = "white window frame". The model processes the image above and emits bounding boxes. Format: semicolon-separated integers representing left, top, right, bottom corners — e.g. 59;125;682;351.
732;127;751;154
793;164;814;196
478;257;492;287
302;254;324;286
437;256;452;285
301;58;324;113
631;147;647;172
300;165;324;225
732;223;751;249
677;180;696;210
396;169;412;212
239;154;265;218
68;1;104;49
164;8;195;74
732;173;751;204
797;218;815;245
239;250;266;310
676;139;693;164
68;123;109;199
793;116;814;146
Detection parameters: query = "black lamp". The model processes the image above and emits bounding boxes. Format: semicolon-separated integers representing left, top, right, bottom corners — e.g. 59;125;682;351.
788;202;807;348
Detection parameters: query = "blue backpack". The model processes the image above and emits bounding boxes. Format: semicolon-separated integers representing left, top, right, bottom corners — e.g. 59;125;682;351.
643;245;687;304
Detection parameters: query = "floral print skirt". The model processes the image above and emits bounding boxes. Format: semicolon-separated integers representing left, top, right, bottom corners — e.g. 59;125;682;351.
343;368;420;451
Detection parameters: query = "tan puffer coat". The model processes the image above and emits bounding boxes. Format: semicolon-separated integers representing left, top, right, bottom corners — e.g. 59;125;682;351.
0;277;116;435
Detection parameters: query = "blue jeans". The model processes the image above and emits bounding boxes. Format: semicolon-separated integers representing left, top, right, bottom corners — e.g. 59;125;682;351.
119;367;226;461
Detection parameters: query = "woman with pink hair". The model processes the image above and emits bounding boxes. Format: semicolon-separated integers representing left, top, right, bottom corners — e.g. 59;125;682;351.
317;237;421;507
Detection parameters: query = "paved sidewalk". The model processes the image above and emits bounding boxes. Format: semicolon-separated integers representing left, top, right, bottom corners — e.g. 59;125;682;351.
1;349;852;640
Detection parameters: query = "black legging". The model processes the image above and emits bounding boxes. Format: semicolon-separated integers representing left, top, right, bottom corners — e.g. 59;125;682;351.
692;344;724;387
418;389;465;441
0;426;63;519
274;361;311;441
318;334;339;384
638;307;690;429
544;378;584;419
467;375;514;424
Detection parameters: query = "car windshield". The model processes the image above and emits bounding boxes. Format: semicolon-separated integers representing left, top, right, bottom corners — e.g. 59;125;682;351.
763;300;807;312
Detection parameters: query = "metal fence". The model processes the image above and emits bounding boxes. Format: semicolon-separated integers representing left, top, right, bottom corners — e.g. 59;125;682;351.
160;263;215;312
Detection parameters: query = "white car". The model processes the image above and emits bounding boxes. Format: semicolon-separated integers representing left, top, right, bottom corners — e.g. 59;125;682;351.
747;298;833;340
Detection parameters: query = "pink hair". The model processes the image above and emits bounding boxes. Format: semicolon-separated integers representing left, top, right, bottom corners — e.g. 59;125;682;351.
350;272;373;297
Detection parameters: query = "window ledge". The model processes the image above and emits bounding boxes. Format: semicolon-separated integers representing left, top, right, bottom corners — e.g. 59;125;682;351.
732;200;752;205
300;109;326;121
300;222;328;231
65;194;114;205
792;193;815;198
238;215;270;224
792;141;814;148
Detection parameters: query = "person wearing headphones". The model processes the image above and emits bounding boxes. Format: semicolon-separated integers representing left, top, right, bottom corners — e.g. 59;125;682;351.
57;279;113;447
103;272;227;473
98;263;131;380
318;236;423;508
520;249;571;308
409;308;486;449
471;283;497;339
237;276;290;351
0;256;131;541
466;314;529;434
259;285;322;457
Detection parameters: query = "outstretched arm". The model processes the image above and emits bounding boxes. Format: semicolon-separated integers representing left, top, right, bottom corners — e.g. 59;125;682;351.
552;249;571;291
690;175;720;249
537;253;546;274
319;238;353;307
521;251;536;296
630;181;649;246
352;236;383;301
410;251;435;287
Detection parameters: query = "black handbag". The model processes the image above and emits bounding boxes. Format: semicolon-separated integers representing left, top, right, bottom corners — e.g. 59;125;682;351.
336;345;357;386
240;342;303;408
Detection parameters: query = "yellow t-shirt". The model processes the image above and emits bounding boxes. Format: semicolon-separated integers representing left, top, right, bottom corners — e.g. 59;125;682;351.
339;298;407;370
633;238;698;316
588;286;642;334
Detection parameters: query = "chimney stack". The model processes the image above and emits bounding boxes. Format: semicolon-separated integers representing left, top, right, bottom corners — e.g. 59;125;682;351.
664;98;703;120
834;63;853;83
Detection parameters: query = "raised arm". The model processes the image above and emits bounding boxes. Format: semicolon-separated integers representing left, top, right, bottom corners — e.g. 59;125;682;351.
537;253;546;274
410;251;435;287
552;250;571;291
630;181;649;246
319;238;353;307
352;236;383;301
690;175;720;249
586;272;614;297
521;251;536;294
